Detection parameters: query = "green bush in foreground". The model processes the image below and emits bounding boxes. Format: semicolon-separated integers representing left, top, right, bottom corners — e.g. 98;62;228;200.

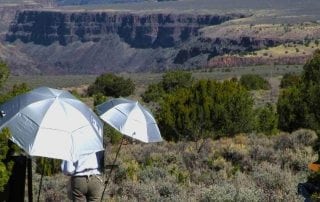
0;128;12;192
277;49;320;133
158;79;255;141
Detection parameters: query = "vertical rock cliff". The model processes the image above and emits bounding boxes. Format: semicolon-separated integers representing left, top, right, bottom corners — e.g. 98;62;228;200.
6;10;246;48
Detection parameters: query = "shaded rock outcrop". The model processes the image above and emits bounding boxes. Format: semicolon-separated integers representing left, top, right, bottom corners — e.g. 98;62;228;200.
173;36;286;65
6;10;247;48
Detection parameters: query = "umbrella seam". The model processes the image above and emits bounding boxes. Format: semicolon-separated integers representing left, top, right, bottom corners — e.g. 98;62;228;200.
62;100;103;137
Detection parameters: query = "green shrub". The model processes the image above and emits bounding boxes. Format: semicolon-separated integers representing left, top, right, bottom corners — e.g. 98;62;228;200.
0;83;30;104
255;103;278;135
157;182;180;198
141;83;164;103
139;167;168;182
252;162;301;201
277;86;308;132
87;73;135;97
200;180;264;202
278;50;320;132
114;181;158;201
0;62;9;89
142;70;193;103
280;73;301;88
35;157;61;176
291;129;318;147
124;160;140;181
274;129;317;151
93;92;107;106
113;166;128;184
250;144;276;163
104;124;122;144
158;80;255;141
0;128;12;192
161;70;193;93
239;74;271;90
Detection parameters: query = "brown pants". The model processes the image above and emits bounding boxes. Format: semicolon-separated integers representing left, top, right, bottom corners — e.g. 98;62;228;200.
71;175;103;202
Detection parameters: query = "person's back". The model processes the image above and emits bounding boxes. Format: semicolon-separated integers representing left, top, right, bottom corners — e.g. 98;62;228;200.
61;151;104;202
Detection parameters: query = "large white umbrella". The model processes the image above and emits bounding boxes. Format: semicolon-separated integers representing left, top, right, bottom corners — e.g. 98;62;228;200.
96;97;162;143
0;86;104;162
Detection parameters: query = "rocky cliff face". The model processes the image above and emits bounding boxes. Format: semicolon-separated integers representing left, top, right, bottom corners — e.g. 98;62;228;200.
4;9;314;75
6;10;246;48
0;2;56;39
0;4;42;32
172;37;283;65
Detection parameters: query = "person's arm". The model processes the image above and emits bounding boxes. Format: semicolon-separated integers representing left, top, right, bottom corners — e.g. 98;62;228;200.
61;160;76;176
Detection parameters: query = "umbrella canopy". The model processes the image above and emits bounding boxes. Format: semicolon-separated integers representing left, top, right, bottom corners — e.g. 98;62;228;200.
0;87;103;162
96;98;162;143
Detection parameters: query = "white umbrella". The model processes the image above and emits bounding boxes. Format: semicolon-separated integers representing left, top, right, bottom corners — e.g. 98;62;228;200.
96;97;162;143
0;86;104;162
96;98;162;201
0;86;104;202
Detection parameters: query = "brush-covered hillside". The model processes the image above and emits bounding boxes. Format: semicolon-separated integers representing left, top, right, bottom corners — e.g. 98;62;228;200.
32;130;316;201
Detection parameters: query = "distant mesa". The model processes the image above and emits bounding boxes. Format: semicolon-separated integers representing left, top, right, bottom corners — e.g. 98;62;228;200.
6;10;247;48
1;0;320;75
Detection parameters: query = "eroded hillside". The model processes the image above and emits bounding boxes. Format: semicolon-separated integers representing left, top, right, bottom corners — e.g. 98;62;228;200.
1;0;320;74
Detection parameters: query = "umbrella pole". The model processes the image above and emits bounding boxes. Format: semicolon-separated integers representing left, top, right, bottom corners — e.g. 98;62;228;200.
100;136;124;202
37;159;45;202
27;157;33;202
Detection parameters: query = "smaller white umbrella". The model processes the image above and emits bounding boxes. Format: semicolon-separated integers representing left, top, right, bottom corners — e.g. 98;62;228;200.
96;97;162;143
96;98;162;201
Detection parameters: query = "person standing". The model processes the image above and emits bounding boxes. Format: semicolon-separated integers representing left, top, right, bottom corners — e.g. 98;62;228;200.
61;151;104;202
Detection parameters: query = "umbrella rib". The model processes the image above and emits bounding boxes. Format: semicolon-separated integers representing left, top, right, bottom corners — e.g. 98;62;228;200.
71;125;88;133
62;100;103;134
58;98;70;118
72;124;103;143
114;108;129;117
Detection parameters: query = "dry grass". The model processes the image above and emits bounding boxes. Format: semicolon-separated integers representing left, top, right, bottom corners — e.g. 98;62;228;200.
253;40;320;58
202;22;320;41
32;129;317;201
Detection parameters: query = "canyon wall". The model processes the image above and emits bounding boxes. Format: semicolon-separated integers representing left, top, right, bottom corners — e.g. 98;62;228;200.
3;9;312;74
6;10;246;48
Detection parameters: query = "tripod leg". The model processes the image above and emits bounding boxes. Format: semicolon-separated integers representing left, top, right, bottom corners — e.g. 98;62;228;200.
100;137;124;202
27;158;33;202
